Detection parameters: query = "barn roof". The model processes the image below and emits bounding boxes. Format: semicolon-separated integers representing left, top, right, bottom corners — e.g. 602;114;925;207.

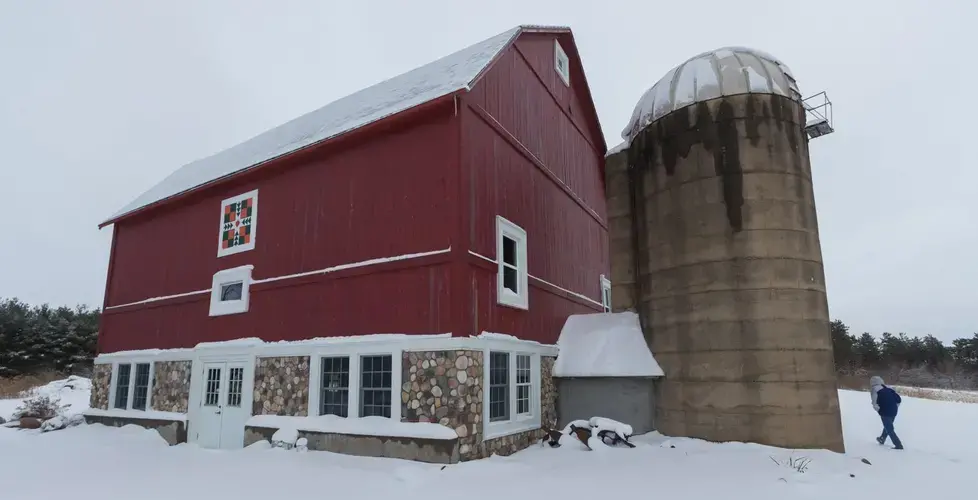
101;24;572;227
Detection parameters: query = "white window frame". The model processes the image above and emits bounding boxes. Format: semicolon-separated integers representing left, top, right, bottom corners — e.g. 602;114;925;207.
217;189;259;258
108;361;155;412
600;274;612;313
483;349;540;440
554;39;570;87
496;216;529;310
307;346;402;422
209;265;253;317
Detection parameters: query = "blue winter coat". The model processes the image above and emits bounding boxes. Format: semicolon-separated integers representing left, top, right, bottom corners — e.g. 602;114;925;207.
876;386;902;417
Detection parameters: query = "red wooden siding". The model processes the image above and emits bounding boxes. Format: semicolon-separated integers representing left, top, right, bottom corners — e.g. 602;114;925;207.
98;102;460;353
459;32;609;344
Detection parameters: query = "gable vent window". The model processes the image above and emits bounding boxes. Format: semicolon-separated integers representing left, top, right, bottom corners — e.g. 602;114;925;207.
209;265;253;316
554;40;570;87
496;216;528;310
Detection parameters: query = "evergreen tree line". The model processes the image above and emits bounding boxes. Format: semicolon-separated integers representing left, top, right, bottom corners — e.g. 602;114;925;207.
0;298;99;378
831;319;978;389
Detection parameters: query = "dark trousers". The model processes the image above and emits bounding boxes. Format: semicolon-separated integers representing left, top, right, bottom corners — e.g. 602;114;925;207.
878;414;903;448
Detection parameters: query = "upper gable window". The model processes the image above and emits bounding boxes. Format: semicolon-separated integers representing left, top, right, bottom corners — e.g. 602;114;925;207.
496;216;528;310
217;189;258;257
209;265;253;316
554;40;570;87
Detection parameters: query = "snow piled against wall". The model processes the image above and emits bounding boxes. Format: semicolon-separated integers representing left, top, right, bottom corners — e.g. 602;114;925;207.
553;311;663;378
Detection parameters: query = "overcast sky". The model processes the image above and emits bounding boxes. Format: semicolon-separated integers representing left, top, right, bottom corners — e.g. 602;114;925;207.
1;0;974;342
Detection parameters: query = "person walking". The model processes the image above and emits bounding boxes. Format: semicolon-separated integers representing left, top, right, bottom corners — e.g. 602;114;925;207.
870;375;904;449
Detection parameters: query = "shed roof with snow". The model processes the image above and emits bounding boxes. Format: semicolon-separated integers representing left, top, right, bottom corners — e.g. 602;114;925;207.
553;311;664;378
101;24;575;227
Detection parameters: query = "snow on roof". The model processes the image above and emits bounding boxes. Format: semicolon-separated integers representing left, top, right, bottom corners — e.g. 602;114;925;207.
103;25;570;226
606;140;628;157
553;311;663;378
621;47;801;144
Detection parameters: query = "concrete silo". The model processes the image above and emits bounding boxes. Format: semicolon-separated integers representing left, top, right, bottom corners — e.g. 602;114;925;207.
605;47;844;452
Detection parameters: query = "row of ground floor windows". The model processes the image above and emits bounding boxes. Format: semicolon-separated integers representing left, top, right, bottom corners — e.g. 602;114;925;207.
109;351;540;426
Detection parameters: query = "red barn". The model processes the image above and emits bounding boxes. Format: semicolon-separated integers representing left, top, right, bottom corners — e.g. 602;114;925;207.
86;24;608;462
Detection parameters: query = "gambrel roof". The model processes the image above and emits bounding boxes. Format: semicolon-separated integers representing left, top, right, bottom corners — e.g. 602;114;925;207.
101;25;574;227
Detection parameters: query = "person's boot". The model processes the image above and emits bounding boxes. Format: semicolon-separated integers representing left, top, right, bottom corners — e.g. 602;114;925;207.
876;435;886;445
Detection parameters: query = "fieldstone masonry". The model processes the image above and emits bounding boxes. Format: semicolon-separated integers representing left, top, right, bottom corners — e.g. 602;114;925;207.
89;363;112;410
253;356;310;416
401;350;484;456
400;351;558;461
151;360;192;412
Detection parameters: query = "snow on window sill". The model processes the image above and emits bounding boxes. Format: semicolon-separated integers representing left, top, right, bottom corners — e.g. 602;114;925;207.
483;413;539;441
246;414;459;441
84;408;187;422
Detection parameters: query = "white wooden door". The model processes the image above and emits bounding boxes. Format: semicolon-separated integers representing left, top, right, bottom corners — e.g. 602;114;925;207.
196;361;251;449
197;362;226;449
218;362;249;449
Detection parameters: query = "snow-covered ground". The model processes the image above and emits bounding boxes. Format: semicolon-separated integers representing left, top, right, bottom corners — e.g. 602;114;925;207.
0;384;972;499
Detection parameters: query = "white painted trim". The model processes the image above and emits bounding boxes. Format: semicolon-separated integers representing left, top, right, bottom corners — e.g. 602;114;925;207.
600;274;612;313
209;265;253;316
84;407;187;422
105;247;452;311
187;351;256;447
554;39;570;87
469;250;603;309
217;189;259;258
252;247;450;285
482;349;542;441
95;332;557;364
107;361;156;412
495;216;529;310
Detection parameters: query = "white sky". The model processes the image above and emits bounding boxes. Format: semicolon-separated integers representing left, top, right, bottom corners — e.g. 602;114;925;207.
0;0;974;342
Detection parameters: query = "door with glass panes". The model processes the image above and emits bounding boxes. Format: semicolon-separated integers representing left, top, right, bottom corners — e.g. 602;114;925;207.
197;361;249;449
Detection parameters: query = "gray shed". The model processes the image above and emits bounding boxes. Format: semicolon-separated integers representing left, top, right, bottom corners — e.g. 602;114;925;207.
553;312;664;436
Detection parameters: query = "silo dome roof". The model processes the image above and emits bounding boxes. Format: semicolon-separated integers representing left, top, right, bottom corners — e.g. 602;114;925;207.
621;47;801;143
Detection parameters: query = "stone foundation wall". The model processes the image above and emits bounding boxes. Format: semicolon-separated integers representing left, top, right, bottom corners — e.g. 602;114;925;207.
461;356;559;460
400;352;558;461
89;363;111;410
253;356;310;416
151;360;192;412
401;350;484;456
84;415;187;445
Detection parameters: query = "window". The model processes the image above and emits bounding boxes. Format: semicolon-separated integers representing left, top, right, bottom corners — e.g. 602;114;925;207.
488;352;509;421
204;367;221;406
217;189;258;257
496;216;528;310
227;367;244;407
516;354;531;415
321;357;350;417
359;355;392;418
554;39;570;86
132;363;151;410
114;364;131;410
112;362;153;411
600;275;612;313
209;265;253;316
484;350;541;440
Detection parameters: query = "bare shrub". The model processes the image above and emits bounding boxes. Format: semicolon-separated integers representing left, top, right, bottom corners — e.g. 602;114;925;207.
12;393;70;420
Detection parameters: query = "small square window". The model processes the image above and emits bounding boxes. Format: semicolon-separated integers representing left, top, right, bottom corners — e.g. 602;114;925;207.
496;216;528;310
220;282;243;301
554;40;570;87
209;266;253;316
